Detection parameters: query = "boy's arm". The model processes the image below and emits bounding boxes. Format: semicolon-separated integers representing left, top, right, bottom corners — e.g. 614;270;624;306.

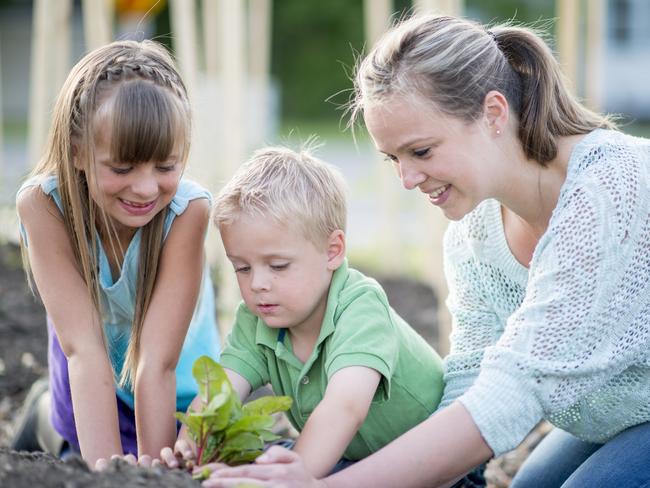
293;366;381;478
17;187;122;467
135;198;211;459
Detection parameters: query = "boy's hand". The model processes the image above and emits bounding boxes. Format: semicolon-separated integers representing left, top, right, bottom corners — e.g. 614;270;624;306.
160;439;196;469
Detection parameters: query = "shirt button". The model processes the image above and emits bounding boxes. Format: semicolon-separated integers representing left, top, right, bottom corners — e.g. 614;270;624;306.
301;376;310;385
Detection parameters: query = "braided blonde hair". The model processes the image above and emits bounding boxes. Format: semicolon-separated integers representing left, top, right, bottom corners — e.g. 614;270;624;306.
24;40;191;388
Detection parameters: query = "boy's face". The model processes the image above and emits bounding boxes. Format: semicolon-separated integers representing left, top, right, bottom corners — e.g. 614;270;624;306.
220;213;344;337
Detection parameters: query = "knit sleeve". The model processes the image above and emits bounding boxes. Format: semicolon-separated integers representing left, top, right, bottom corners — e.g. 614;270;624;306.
439;220;504;409
459;153;650;455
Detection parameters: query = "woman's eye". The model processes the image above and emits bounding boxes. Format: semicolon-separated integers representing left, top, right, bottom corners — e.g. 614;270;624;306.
270;263;289;271
413;148;430;157
383;154;398;164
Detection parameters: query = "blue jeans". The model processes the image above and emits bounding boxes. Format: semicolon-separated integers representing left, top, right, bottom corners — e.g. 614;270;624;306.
510;422;650;488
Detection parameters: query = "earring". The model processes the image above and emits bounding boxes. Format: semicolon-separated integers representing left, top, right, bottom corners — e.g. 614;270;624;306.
495;129;501;135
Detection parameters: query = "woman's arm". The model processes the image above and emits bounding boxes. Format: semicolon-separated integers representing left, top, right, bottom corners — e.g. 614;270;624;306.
135;198;211;458
17;187;122;466
293;366;380;478
203;401;491;488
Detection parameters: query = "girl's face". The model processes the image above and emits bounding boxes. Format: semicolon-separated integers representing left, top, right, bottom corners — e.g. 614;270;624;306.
363;95;499;221
83;120;184;239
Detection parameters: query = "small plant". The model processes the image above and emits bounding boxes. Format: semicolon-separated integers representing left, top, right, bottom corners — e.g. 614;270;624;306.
175;355;292;471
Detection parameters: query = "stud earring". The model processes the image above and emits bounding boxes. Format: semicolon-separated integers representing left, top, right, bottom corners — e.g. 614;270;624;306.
495;129;501;135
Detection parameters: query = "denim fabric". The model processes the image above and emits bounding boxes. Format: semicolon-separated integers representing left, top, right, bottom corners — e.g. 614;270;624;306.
511;422;650;488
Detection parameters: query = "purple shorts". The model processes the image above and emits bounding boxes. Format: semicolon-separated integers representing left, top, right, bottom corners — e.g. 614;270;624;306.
47;318;138;455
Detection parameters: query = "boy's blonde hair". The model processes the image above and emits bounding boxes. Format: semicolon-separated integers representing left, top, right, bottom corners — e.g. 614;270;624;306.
214;145;347;248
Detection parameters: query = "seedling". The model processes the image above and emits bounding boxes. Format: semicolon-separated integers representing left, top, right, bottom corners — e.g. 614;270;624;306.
175;355;292;471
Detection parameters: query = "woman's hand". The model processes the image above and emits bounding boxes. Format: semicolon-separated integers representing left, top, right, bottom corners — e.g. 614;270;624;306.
202;446;326;488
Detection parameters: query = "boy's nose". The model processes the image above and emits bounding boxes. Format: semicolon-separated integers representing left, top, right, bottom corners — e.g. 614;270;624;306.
250;271;271;292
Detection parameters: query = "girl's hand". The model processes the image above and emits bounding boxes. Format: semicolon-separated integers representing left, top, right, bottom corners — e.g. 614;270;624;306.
94;453;138;471
160;439;196;469
202;446;326;488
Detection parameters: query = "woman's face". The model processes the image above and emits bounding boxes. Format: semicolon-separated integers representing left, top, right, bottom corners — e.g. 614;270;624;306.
363;95;499;221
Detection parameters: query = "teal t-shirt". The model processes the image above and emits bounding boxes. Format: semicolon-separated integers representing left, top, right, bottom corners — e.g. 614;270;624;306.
220;259;444;460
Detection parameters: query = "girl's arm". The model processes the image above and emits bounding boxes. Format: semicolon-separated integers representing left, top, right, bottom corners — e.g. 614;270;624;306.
17;188;122;466
293;366;380;478
134;198;211;458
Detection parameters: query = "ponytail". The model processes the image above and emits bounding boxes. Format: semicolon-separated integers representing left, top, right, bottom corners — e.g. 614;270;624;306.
493;27;614;164
352;14;614;165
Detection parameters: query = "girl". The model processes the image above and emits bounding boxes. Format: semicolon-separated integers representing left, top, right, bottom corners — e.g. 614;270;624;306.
16;40;220;468
202;13;650;488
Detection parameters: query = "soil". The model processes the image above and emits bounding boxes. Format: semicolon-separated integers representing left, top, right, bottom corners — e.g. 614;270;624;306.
0;240;543;487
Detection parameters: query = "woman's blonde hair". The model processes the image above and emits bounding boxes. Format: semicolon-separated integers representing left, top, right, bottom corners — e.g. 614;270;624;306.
23;40;191;388
351;14;615;165
213;145;347;249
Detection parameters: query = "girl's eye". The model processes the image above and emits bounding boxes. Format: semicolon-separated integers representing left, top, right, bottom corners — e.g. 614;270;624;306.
111;166;132;175
234;266;251;273
413;148;430;157
270;263;289;271
157;164;177;173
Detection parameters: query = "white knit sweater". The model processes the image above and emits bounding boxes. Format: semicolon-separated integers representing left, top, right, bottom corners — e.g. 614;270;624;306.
440;129;650;456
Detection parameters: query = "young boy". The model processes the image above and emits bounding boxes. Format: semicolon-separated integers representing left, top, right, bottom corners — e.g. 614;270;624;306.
168;146;444;477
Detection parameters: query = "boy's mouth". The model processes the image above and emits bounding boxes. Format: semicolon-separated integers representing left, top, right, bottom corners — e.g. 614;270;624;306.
257;303;278;315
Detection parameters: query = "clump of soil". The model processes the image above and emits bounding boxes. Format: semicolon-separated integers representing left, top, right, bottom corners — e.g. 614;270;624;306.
0;448;200;487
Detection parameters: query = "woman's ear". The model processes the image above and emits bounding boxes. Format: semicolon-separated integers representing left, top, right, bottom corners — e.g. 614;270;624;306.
483;90;509;136
326;229;346;271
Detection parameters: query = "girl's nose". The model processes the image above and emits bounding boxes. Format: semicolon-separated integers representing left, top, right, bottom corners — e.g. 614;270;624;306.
131;168;158;198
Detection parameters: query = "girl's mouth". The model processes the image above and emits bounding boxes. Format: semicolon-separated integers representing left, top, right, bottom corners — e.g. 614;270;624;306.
119;198;157;216
257;304;278;315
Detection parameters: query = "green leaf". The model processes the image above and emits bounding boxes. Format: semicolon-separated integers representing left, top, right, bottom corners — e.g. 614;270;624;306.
220;432;264;458
258;429;281;442
192;355;230;404
174;412;204;443
242;396;293;416
225;415;275;440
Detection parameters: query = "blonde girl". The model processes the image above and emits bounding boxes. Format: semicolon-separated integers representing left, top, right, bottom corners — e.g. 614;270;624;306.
203;13;650;488
16;40;220;468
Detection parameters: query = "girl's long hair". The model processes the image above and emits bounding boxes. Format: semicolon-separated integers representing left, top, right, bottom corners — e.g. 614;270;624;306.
23;40;191;388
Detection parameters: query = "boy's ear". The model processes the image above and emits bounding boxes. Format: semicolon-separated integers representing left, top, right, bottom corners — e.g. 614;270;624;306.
326;229;346;271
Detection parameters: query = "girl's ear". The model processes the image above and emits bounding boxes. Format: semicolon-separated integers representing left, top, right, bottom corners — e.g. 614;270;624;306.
483;90;509;136
326;229;346;271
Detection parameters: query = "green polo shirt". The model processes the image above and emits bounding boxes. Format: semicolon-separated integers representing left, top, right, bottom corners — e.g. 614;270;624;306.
220;259;444;460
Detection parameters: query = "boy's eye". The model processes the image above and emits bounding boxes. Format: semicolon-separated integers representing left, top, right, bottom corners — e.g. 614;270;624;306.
413;148;430;157
270;263;289;271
